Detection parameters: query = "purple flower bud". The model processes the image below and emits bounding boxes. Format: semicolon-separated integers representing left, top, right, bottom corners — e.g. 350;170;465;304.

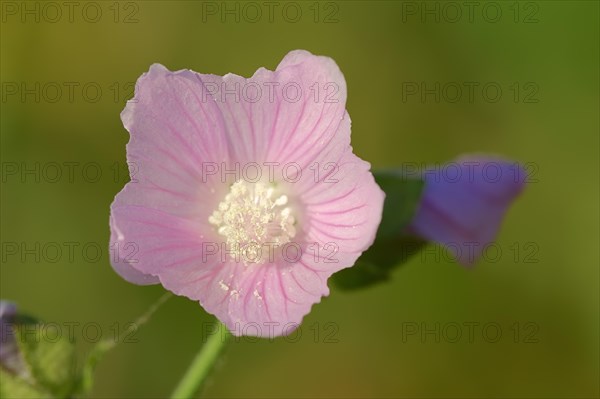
408;155;526;266
0;300;26;376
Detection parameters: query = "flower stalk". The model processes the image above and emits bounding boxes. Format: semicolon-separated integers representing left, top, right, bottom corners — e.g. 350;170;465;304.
170;321;230;399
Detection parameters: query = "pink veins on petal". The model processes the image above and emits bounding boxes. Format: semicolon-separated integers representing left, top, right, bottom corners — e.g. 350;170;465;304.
108;50;384;337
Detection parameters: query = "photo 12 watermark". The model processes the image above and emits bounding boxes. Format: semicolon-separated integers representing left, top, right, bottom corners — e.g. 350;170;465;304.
1;81;138;104
1;1;141;24
2;321;140;344
400;321;540;343
395;161;539;184
199;80;340;104
199;161;340;184
401;81;540;104
200;320;340;343
418;241;541;264
1;161;138;185
400;1;540;24
2;241;111;264
199;1;340;24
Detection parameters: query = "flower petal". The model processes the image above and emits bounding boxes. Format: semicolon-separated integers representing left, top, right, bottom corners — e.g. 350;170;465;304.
111;64;236;284
191;50;348;170
109;212;159;285
408;155;526;266
109;198;216;279
120;63;231;220
224;252;337;338
269;50;349;170
301;147;385;254
110;198;244;325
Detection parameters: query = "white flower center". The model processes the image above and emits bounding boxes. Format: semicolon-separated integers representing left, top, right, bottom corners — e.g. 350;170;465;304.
208;180;296;264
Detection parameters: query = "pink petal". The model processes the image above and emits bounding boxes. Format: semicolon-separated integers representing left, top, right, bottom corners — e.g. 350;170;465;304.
193;50;348;169
110;202;238;323
111;64;234;285
224;252;331;338
109;212;159;285
301;149;385;254
120;64;231;220
268;50;349;170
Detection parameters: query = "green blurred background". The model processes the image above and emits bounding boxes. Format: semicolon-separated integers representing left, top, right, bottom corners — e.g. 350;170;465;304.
1;1;598;397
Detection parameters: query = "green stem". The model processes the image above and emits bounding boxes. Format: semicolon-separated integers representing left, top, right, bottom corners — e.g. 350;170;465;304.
170;321;231;399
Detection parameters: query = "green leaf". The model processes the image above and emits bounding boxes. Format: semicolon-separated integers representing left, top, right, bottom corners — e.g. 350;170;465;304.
371;171;425;240
331;172;426;290
13;321;78;398
0;368;49;399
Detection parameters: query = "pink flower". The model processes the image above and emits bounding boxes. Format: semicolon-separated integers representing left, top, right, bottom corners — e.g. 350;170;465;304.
109;50;384;337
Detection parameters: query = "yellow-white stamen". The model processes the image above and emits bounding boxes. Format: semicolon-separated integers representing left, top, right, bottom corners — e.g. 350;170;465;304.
209;180;296;264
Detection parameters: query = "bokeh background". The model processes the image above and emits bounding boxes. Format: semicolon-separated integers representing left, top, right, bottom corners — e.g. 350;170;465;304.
1;1;598;398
